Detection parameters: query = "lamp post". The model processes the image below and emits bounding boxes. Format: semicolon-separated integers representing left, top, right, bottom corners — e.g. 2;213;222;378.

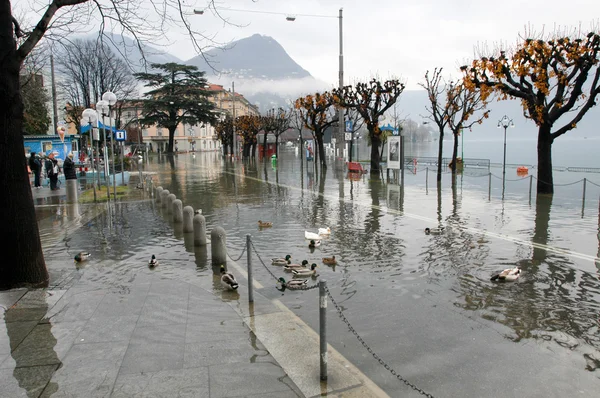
103;91;118;198
400;127;405;186
81;108;98;202
498;115;514;198
96;100;110;200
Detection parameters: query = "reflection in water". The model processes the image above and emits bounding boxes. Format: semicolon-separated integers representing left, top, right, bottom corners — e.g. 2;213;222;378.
5;296;60;396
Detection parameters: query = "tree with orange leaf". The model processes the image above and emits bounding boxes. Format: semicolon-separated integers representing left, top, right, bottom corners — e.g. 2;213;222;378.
421;68;489;181
235;114;263;158
332;79;405;174
294;92;337;168
215;115;234;156
261;108;291;159
462;31;600;194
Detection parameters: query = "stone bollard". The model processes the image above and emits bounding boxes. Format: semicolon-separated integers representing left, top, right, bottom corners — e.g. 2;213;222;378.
183;206;194;232
160;189;170;207
211;226;227;266
166;194;176;213
66;179;78;204
193;214;207;246
173;199;183;223
156;186;163;203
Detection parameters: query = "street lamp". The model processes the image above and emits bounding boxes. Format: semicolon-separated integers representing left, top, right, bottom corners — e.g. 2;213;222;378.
96;100;110;200
497;115;515;179
81;108;98;202
103;92;118;197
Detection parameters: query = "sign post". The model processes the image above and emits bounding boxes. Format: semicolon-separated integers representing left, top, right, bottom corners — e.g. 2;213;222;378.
115;130;127;185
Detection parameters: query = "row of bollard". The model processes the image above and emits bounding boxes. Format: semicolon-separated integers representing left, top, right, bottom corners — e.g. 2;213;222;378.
154;186;226;264
154;186;328;381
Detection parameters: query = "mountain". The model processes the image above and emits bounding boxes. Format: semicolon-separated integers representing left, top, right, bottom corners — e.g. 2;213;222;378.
186;34;311;80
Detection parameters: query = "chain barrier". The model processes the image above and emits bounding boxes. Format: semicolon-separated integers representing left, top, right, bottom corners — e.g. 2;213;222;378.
249;240;320;290
226;243;247;262
324;286;435;397
490;173;529;182
588;180;600;188
531;176;585;187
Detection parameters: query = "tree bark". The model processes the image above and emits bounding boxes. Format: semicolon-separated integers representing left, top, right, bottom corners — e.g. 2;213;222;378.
167;126;176;153
370;133;381;174
0;13;49;289
436;130;444;182
451;132;458;175
537;125;554;194
262;132;268;159
316;132;327;169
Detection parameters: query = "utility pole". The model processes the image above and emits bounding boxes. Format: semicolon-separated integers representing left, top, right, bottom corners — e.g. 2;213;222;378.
50;54;59;136
232;81;236;158
338;8;344;157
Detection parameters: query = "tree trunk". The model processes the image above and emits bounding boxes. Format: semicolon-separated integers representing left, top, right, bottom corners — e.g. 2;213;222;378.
436;130;444;182
537;126;554;194
349;139;354;162
451;132;458;175
167;126;176;153
262;133;268;159
316;133;327;169
275;135;279;158
0;28;49;289
370;133;381;174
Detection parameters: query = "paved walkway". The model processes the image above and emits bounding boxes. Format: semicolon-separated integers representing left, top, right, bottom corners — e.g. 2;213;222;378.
0;186;388;397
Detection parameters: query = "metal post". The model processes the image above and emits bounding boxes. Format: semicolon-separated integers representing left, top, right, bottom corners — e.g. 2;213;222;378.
426;167;429;192
502;126;507;179
88;122;97;202
101;121;110;200
337;8;344;158
50;55;59;137
120;141;125;185
400;135;405;186
319;279;327;381
232;82;236;158
109;106;117;199
529;175;533;205
488;172;492;201
247;234;254;303
582;178;587;218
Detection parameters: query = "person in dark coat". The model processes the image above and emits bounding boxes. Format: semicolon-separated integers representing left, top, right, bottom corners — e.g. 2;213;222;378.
63;152;77;180
28;152;42;188
45;152;60;190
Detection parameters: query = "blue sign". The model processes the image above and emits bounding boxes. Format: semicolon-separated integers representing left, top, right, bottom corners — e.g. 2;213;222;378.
345;120;353;132
115;130;127;141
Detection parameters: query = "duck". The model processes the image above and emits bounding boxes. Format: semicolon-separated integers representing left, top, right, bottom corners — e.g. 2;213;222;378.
318;227;331;235
283;260;309;272
425;227;445;235
292;263;318;277
277;277;307;290
258;220;273;228
308;239;321;248
148;255;158;268
305;230;321;240
322;256;337;265
272;254;292;266
490;267;521;282
220;265;239;290
74;252;91;263
194;209;202;215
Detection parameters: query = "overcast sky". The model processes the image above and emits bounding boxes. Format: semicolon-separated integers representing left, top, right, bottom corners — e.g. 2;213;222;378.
19;0;599;91
164;0;599;90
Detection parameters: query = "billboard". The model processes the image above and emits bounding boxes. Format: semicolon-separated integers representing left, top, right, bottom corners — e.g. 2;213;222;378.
387;136;400;170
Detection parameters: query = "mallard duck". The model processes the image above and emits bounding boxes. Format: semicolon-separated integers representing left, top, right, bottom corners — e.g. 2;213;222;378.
425;227;445;235
322;256;337;265
272;254;291;266
74;252;91;263
308;239;321;248
283;260;309;272
292;263;318;277
220;265;239;290
194;209;202;215
278;277;307;290
258;220;273;228
148;255;158;268
318;227;331;235
490;267;521;282
305;230;321;240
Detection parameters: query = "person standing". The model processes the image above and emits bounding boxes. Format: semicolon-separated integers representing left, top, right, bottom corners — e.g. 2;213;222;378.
45;152;59;190
63;152;77;181
29;152;42;188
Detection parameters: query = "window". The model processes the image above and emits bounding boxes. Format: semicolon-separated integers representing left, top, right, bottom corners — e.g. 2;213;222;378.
42;141;53;153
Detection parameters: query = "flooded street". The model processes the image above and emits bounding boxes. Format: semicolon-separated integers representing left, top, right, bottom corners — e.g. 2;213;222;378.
8;148;600;397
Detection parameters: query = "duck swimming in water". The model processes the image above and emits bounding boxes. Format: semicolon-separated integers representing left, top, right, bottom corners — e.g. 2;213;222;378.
309;239;321;248
74;252;91;263
148;255;158;268
220;265;239;290
490;267;521;282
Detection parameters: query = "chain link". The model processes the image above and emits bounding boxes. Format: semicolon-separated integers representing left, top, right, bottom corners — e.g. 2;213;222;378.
532;176;585;186
588;179;600;188
325;286;435;398
226;244;247;262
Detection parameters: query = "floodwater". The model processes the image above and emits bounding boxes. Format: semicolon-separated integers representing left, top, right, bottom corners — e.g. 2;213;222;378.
23;149;600;396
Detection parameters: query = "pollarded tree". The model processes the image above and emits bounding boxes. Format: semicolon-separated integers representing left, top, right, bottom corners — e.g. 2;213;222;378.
333;79;405;174
215;115;234;156
235;115;262;158
295;92;337;168
134;63;216;153
421;68;489;180
261;108;291;159
461;31;600;194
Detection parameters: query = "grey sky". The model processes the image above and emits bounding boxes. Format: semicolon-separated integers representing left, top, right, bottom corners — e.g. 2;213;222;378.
18;0;600;91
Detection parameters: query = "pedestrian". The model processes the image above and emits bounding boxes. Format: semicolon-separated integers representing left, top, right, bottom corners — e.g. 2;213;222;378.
45;151;60;190
63;152;77;181
29;152;42;188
